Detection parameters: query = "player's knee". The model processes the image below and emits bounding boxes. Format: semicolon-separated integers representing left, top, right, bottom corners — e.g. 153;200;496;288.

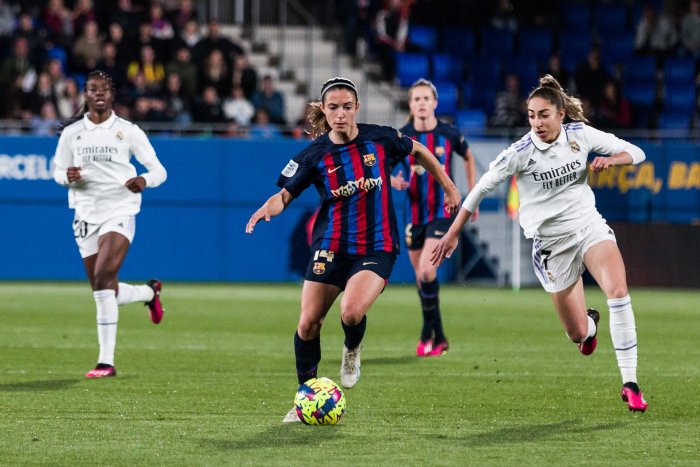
92;271;118;291
297;319;322;340
566;325;588;343
340;307;364;326
606;286;629;300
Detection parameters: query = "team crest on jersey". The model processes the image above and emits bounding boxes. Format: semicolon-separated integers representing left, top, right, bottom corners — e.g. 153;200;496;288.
569;141;580;153
312;262;326;275
435;146;445;155
363;153;376;166
116;131;124;140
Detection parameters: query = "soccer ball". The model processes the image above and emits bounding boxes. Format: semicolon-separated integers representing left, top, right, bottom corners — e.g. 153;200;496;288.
293;377;346;425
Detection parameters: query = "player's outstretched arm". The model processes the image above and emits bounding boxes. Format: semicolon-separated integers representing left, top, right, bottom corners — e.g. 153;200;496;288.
431;207;472;266
245;188;294;233
410;140;461;214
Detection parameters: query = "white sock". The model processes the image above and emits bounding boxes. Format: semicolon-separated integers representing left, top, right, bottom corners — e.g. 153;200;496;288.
94;289;119;367
608;295;637;384
116;282;154;305
585;315;597;339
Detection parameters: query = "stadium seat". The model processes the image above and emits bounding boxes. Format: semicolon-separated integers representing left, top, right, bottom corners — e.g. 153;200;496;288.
623;56;657;85
657;111;692;129
469;86;496;116
664;58;696;85
624;82;656;108
504;56;539;90
558;31;592;63
479;27;514;59
594;2;630;32
456;109;487;132
434;81;459;117
560;2;591;31
462;81;473;108
409;25;439;52
518;28;553;63
600;33;635;64
395;52;430;88
431;53;463;83
467;55;502;87
664;85;697;113
440;27;475;58
47;46;68;72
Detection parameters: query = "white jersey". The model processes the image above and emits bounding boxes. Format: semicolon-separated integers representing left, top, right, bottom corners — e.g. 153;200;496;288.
463;122;645;238
53;111;167;224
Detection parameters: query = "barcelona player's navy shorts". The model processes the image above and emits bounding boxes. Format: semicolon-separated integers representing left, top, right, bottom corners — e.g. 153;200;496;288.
304;249;396;290
404;218;453;250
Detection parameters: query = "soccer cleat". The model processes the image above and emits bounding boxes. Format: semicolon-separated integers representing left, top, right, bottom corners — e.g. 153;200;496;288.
416;339;433;357
340;343;362;388
578;308;600;356
145;279;164;324
85;364;116;378
621;382;648;412
282;407;301;423
428;340;449;356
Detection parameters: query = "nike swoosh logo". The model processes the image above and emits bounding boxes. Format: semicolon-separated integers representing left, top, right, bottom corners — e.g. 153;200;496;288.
327;166;342;173
362;261;378;266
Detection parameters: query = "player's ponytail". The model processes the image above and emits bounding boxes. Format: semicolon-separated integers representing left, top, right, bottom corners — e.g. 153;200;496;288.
307;101;331;139
528;74;589;123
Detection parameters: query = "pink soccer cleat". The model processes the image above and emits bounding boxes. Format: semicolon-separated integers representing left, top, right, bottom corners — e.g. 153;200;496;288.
621;382;648;412
416;339;433;357
578;308;600;356
85;364;116;378
428;340;449;356
145;279;164;324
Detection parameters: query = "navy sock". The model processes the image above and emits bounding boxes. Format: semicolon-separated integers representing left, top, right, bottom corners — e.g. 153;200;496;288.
294;332;320;385
420;279;445;342
341;315;366;350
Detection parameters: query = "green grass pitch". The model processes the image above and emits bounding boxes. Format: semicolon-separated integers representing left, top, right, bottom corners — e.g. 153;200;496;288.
1;282;698;465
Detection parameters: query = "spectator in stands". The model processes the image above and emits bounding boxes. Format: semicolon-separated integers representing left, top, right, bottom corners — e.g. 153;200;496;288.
635;4;678;57
96;41;127;92
171;0;199;34
680;0;700;58
542;53;571;90
251;74;286;124
193;85;225;123
46;57;69;98
15;13;46;66
248;107;282;139
0;37;38;97
149;2;175;42
596;81;632;129
72;20;103;73
231;52;258;100
106;22;136;67
127;45;165;94
43;0;73;48
337;0;378;58
162;72;192;125
136;21;169;60
30;100;60;135
165;46;198;99
193;20;244;67
222;85;255;126
0;0;15;57
26;70;58;116
72;0;95;38
198;48;230;97
111;0;142;40
176;18;201;49
374;0;409;81
490;0;519;32
56;77;83;119
490;73;527;127
132;94;167;122
574;46;611;105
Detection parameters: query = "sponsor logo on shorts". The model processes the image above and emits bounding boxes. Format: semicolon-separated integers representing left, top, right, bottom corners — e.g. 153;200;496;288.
313;262;325;275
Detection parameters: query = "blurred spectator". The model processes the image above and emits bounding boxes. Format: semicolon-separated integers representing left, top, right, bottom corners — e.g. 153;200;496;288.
149;2;175;41
193;20;244;66
0;37;38;95
165;46;198;99
72;0;96;38
0;1;15;56
635;4;678;57
222;85;255;125
198;49;230;97
231;52;257;100
16;13;46;66
248;107;282;139
127;45;165;94
596;81;632;129
106;22;136;67
72;20;103;73
251;74;286;124
132;95;167;122
374;0;409;81
543;53;571;90
176;18;201;49
43;0;73;48
162;72;192;124
96;41;128;91
490;0;518;32
680;0;700;58
490;73;526;127
171;0;199;34
25;70;58;115
124;70;150;107
46;57;69;98
111;0;142;40
30;101;60;136
337;0;378;57
574;47;611;105
136;22;168;60
193;85;226;123
55;77;83;119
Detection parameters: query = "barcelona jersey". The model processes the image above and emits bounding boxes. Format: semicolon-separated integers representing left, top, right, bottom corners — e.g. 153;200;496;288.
278;124;413;255
399;121;468;225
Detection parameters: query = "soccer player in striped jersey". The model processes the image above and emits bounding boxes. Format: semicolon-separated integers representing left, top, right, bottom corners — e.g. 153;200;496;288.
391;79;477;357
53;70;168;378
246;77;461;422
432;75;648;412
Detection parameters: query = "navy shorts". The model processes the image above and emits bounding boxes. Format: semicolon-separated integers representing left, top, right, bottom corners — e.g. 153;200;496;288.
405;218;453;250
304;249;396;290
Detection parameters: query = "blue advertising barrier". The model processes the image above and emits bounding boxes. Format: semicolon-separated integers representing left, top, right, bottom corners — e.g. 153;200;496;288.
0;135;698;281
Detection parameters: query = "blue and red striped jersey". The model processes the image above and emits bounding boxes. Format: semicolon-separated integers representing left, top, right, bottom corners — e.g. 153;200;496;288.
399;120;468;225
278;123;413;255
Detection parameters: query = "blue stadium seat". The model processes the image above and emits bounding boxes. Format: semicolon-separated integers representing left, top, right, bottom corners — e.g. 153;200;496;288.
469;86;496;116
600;33;635;64
456;109;487;132
664;58;696;85
558;31;592;63
409;25;439;52
518;28;553;63
431;53;463;83
467;55;502;87
434;81;459;117
47;46;68;72
623;56;657;85
504;56;539;90
395;52;430;88
657;111;692;129
480;27;514;59
560;2;591;31
594;2;630;32
462;81;473;108
441;27;475;58
664;85;697;113
624;83;656;107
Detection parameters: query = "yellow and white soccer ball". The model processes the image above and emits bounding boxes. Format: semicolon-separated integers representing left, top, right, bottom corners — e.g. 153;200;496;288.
293;377;346;425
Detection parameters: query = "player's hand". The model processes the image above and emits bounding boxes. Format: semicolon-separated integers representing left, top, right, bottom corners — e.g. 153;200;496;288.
590;156;615;172
245;203;271;234
67;166;82;183
125;176;146;193
443;188;461;215
390;171;409;190
431;231;459;266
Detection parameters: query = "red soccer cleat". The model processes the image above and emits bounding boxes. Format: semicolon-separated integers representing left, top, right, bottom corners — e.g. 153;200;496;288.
428;340;449;356
145;279;164;324
578;308;600;356
416;339;433;357
621;382;648;412
85;364;116;378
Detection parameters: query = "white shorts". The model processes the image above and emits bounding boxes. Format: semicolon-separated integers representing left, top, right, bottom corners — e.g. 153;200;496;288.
531;219;617;293
73;215;136;258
